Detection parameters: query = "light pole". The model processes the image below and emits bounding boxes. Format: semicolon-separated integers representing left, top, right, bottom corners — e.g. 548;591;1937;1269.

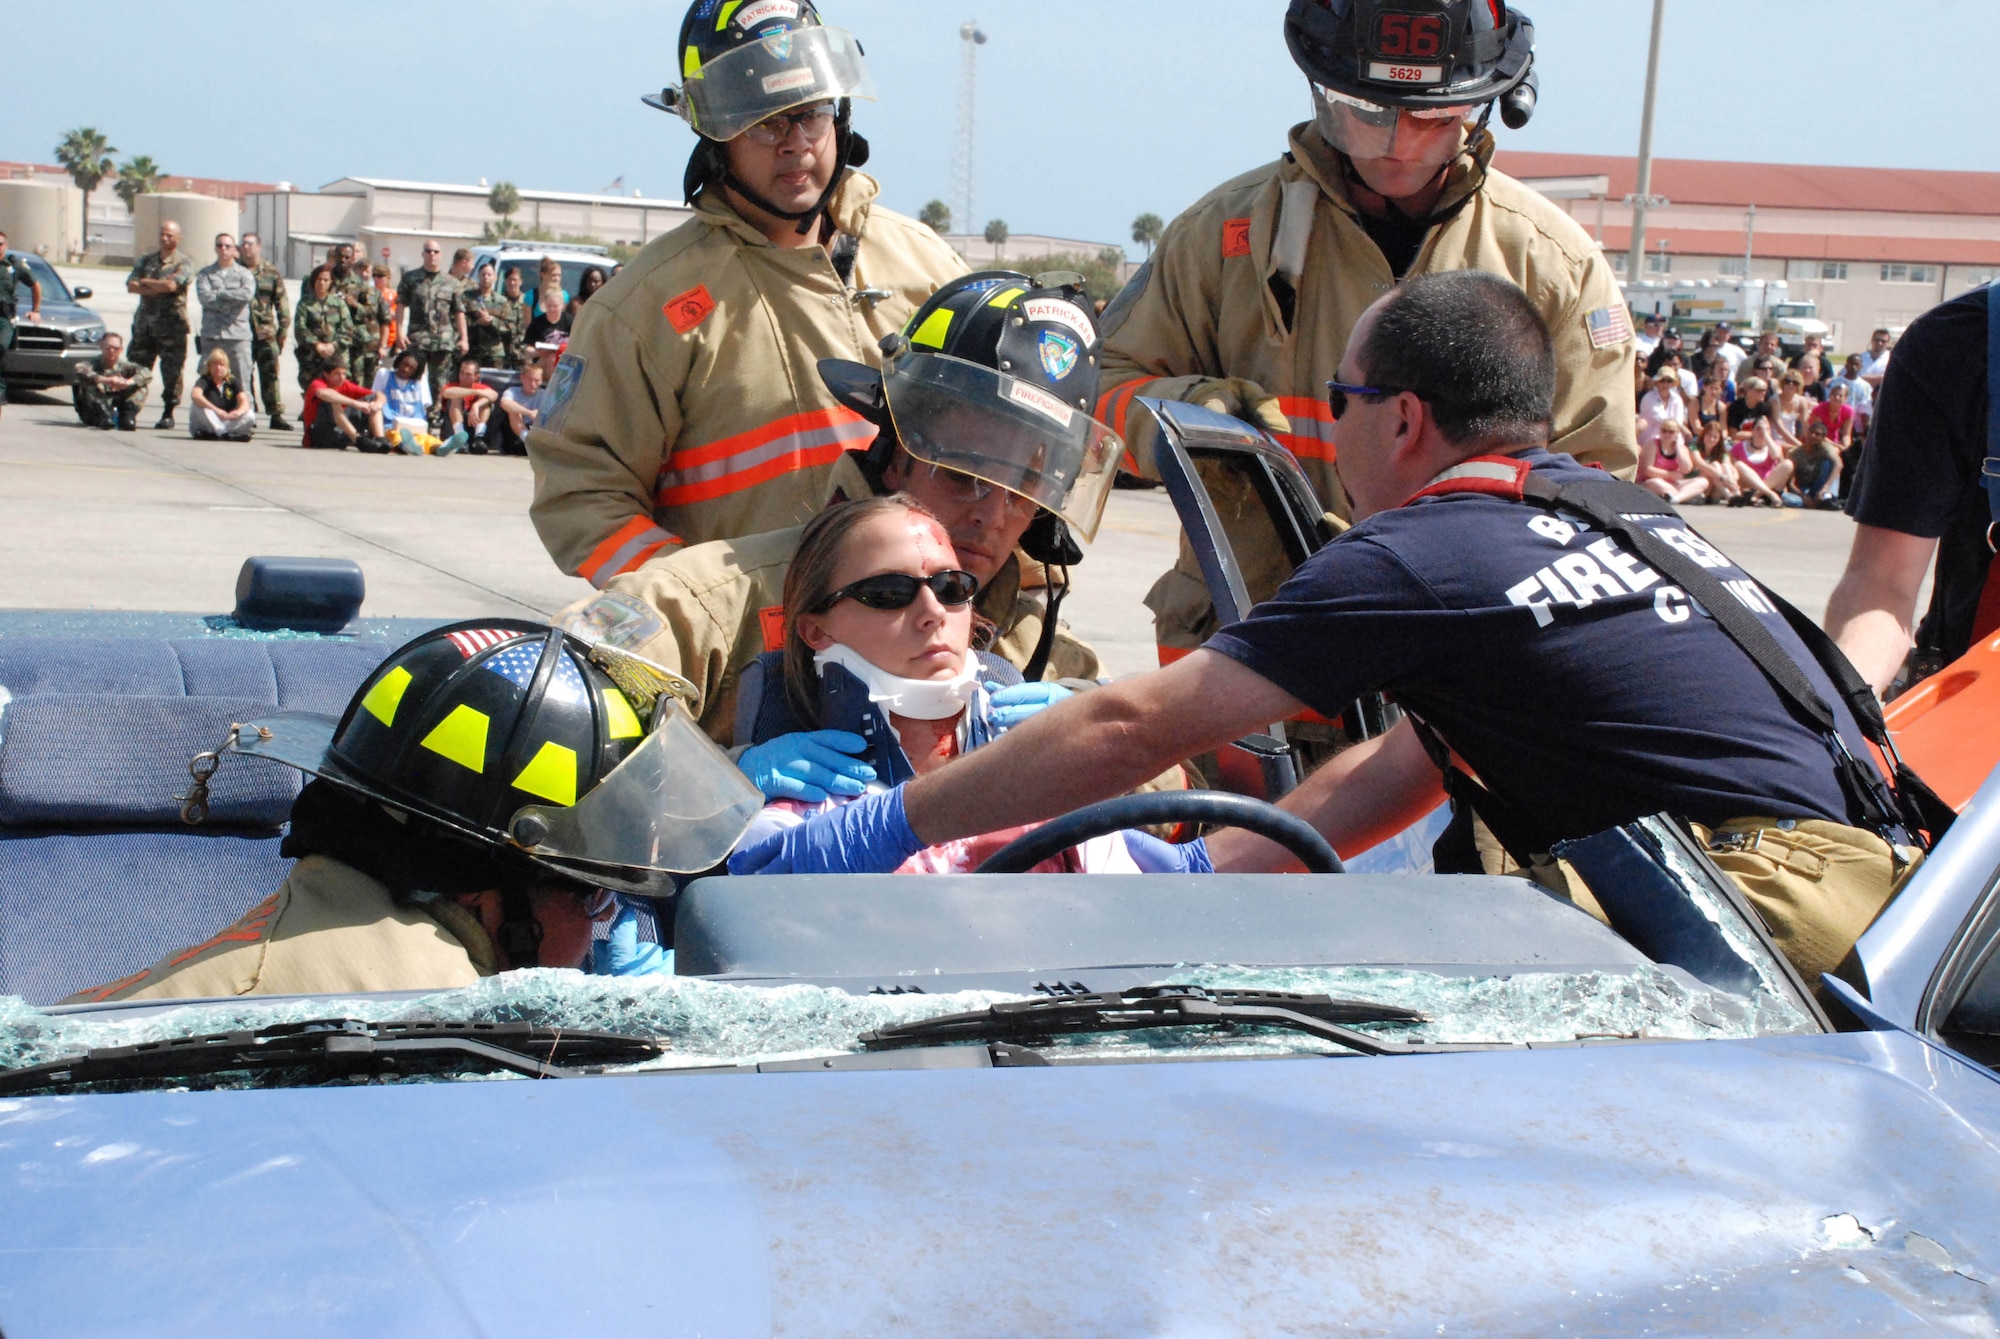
952;21;988;239
1625;0;1667;280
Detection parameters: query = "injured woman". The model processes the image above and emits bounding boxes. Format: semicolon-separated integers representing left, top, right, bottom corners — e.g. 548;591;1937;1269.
725;494;1202;877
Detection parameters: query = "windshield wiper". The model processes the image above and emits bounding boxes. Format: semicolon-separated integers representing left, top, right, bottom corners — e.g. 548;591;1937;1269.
0;1019;664;1096
857;985;1488;1056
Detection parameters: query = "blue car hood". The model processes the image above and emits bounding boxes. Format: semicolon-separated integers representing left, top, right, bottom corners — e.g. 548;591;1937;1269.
1;1030;1996;1337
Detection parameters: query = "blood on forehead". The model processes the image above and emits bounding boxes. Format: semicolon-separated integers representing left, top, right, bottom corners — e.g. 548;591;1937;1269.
907;514;954;568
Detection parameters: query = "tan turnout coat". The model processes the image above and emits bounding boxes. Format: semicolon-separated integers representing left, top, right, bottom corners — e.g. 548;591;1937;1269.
527;173;967;586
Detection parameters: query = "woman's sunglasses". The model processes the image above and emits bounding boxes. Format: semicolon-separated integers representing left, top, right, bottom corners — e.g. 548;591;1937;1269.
813;569;980;614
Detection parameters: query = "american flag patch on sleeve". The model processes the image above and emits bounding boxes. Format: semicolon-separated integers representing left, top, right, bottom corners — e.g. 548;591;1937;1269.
1586;304;1635;350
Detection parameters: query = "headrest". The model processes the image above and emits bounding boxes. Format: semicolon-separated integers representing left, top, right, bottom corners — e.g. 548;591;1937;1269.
0;695;299;829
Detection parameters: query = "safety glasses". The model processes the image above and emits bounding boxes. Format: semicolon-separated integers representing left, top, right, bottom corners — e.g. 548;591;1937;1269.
742;104;837;146
915;462;1038;517
577;887;618;921
813;569;980;614
1325;378;1406;418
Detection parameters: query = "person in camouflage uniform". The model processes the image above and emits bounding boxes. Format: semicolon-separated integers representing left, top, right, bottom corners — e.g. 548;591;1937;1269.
294;265;356;393
0;229;44;427
72;331;152;430
464;263;516;372
125;219;197;429
336;245;385;388
496;266;530;368
240;232;291;429
395;238;468;399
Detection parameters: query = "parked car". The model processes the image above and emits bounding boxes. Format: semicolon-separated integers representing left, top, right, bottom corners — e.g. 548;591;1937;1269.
468;240;619;313
1;415;1997;1335
2;256;106;393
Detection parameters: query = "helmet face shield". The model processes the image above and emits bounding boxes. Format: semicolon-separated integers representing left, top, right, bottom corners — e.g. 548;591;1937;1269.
509;701;764;891
1312;83;1473;165
882;353;1122;543
678;25;873;141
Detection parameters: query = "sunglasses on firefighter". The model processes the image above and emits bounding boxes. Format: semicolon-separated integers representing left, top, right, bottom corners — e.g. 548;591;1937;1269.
813;569;981;614
1325;378;1410;418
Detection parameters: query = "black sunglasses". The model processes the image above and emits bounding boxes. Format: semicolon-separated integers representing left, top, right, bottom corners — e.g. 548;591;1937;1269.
813;569;980;614
1325;378;1408;418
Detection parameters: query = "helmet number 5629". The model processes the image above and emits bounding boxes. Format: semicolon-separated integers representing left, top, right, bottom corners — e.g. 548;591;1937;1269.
1377;12;1445;58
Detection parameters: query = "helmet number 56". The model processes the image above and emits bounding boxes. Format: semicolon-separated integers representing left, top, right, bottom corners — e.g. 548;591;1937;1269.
1377;12;1444;58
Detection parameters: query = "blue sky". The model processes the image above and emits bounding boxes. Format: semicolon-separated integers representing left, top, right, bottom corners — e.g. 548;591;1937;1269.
9;0;1995;251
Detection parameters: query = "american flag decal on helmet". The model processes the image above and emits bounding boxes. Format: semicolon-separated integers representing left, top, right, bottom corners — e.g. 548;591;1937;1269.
446;627;519;659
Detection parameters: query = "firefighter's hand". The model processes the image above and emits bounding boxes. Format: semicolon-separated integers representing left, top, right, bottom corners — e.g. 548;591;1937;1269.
1183;377;1290;438
590;903;669;976
985;681;1072;731
738;730;876;802
727;787;921;876
1122;831;1215;874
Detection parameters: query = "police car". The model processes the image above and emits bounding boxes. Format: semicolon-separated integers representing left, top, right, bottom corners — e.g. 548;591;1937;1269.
0;407;1997;1335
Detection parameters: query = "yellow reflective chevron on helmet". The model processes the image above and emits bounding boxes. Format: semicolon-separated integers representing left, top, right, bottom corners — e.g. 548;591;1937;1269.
985;286;1027;309
684;45;703;78
715;1;743;31
603;688;643;740
909;308;954;350
511;742;579;806
359;666;413;727
420;704;490;773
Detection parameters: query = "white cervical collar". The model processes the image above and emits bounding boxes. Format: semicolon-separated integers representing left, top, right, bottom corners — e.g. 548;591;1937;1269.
815;642;979;721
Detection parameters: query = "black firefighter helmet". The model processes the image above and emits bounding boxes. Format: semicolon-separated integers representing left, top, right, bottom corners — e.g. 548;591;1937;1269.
644;0;874;233
1286;0;1539;132
231;620;762;896
817;270;1125;568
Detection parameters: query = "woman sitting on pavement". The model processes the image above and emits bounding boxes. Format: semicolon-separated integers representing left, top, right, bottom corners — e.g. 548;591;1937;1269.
188;348;256;441
1728;378;1798;507
1637;418;1707;505
727;494;1179;876
1691;419;1742;505
1636;366;1690;457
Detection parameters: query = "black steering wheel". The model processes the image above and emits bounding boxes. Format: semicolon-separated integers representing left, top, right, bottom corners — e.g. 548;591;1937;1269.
973;790;1344;875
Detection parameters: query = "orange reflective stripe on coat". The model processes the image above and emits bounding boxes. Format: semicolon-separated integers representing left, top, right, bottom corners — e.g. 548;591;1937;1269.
1273;395;1336;464
1097;378;1157;471
581;515;681;588
655;408;877;510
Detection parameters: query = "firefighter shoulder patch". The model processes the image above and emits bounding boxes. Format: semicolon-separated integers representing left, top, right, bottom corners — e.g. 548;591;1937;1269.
664;284;717;334
1585;304;1635;350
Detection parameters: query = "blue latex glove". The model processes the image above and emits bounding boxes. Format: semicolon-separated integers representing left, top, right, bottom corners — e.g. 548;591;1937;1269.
590;903;671;976
727;787;923;876
737;729;876;802
1122;831;1216;874
985;680;1073;730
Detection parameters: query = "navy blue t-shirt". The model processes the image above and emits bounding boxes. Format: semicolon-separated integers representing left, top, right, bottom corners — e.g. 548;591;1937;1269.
1207;449;1870;852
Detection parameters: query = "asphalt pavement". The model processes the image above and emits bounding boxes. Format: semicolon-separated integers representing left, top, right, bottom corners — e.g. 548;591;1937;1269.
0;265;1867;680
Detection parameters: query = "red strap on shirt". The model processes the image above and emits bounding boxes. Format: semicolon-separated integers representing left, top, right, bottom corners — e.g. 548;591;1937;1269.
1403;455;1532;505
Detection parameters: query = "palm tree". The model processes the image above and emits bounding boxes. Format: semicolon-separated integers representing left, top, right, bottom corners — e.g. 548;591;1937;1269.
1131;213;1164;259
54;128;116;255
486;181;522;240
983;218;1009;255
918;199;952;235
112;156;164;212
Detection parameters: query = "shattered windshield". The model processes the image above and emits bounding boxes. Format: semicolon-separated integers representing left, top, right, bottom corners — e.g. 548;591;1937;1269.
4;961;1816;1090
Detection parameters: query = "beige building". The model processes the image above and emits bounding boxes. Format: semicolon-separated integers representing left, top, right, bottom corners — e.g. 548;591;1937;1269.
242;178;696;278
1503;151;2000;349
